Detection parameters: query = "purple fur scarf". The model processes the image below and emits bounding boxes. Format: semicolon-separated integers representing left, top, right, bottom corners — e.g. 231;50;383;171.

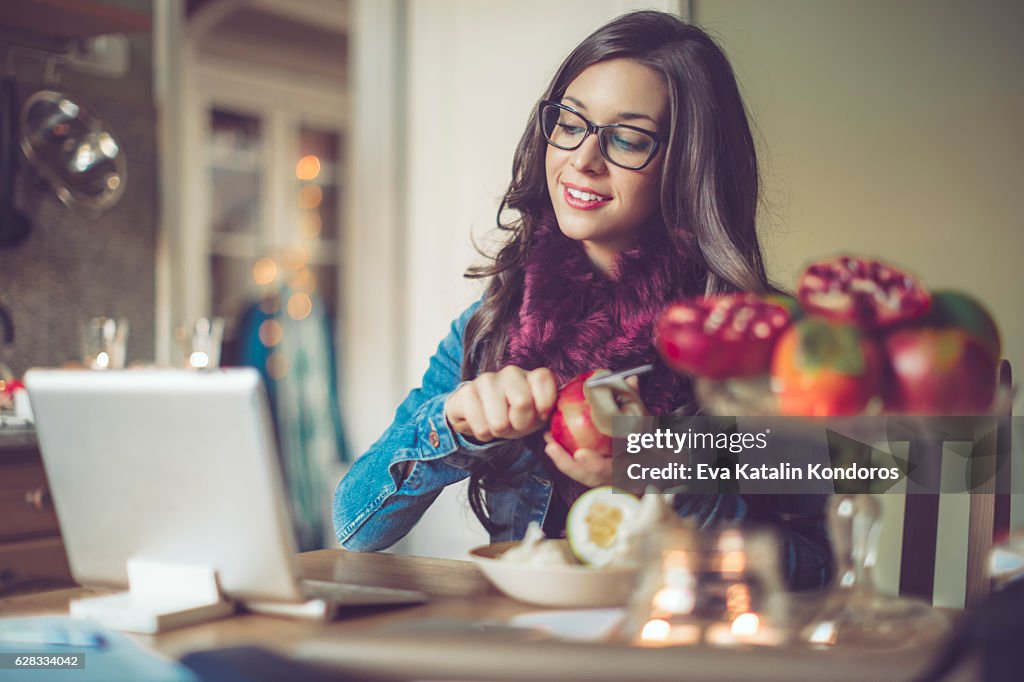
503;211;697;415
502;211;699;513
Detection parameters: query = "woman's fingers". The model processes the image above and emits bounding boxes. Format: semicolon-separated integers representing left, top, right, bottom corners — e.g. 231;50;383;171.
543;432;576;472
455;382;493;441
526;368;558;422
570;448;614;488
501;367;540;433
543;433;614;488
446;366;559;442
474;372;512;437
476;367;557;438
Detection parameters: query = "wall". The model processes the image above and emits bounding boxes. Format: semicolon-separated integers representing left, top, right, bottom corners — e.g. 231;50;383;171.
692;0;1023;607
693;0;1022;410
0;1;157;376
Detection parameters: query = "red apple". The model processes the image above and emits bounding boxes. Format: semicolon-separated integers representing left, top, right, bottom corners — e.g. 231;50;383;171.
920;290;1001;363
549;369;648;455
883;328;997;415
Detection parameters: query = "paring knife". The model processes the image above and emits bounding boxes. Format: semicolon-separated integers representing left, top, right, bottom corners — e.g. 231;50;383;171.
583;364;655;389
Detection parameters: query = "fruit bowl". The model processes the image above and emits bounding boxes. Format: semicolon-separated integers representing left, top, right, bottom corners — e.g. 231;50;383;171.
469;541;639;608
694;372;1014;419
655;256;1009;419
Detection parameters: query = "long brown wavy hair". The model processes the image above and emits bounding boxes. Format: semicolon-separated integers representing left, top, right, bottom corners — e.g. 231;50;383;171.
462;11;772;533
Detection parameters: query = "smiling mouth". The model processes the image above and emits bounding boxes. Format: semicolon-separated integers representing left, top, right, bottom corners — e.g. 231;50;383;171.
563;184;612;210
566;186;610;202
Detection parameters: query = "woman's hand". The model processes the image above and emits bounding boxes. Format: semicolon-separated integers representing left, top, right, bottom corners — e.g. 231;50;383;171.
543;432;613;488
445;366;558;443
540;374;635;488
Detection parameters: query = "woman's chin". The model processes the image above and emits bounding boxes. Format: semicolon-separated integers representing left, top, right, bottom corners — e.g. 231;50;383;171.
555;214;605;243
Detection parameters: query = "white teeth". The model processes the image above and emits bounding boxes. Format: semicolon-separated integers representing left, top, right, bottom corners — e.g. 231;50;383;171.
566;187;609;202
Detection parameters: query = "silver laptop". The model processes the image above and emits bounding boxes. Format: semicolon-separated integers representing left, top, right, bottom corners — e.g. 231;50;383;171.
25;368;426;621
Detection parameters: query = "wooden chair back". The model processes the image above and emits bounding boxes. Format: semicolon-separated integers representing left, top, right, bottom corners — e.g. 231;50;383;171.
898;359;1013;607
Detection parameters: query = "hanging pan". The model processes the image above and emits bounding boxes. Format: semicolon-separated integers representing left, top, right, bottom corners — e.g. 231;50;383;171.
19;90;125;213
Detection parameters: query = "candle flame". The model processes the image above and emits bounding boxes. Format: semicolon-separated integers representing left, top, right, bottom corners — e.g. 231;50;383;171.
731;612;760;637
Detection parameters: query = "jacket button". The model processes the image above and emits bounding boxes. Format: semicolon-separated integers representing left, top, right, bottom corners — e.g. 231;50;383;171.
429;430;440;448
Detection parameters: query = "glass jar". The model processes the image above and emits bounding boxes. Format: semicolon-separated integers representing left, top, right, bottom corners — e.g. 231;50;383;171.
617;523;789;647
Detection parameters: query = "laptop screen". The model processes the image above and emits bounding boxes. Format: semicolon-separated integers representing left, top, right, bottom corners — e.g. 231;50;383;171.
26;368;306;602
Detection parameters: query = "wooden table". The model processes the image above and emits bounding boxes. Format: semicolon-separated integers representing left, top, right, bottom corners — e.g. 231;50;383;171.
0;549;974;682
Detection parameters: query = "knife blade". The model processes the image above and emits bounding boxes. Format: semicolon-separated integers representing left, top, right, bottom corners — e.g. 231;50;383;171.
583;364;655;389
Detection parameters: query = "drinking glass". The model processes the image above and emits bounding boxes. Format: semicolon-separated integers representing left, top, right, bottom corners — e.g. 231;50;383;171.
176;317;224;369
80;317;129;370
799;494;949;650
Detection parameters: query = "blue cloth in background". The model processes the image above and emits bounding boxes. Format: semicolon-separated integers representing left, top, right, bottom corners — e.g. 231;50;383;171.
236;288;351;550
0;616;197;682
236;301;277;422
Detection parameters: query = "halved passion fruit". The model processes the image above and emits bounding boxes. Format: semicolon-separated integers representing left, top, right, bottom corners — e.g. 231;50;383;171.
566;486;642;567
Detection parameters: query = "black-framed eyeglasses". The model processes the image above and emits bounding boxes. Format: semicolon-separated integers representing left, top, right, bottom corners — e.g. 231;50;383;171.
538;100;666;170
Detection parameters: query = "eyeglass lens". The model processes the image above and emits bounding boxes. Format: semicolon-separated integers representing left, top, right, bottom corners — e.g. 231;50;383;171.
540;103;657;169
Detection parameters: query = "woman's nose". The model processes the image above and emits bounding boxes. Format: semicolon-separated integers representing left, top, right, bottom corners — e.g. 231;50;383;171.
570;134;606;173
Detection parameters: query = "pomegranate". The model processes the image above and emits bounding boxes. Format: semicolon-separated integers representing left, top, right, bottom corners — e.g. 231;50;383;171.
655;294;793;379
771;317;883;416
883;328;997;415
797;255;931;329
549;369;648;455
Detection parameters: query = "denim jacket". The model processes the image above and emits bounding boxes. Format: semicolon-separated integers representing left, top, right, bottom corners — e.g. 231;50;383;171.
333;301;833;591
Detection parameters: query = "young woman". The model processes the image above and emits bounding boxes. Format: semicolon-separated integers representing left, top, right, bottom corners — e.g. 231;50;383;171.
334;10;832;590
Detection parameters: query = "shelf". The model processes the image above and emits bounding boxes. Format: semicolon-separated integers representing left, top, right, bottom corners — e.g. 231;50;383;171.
210;236;340;265
295;160;340;186
1;0;151;53
208;143;263;173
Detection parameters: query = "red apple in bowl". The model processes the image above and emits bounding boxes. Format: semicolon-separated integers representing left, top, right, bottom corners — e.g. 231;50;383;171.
882;327;997;415
919;290;1001;363
549;369;649;455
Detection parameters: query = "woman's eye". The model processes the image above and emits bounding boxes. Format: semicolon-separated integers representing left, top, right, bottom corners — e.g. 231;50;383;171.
556;123;585;135
611;132;651;152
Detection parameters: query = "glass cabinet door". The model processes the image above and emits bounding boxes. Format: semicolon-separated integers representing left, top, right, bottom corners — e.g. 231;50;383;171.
209;108;263;239
199;103;344;365
291;124;343;322
207;107;265;339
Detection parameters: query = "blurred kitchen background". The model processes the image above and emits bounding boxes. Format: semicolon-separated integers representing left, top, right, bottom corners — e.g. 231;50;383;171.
0;0;1021;608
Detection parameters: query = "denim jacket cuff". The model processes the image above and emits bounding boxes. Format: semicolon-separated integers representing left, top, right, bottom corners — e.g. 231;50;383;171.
454;431;503;452
390;392;501;483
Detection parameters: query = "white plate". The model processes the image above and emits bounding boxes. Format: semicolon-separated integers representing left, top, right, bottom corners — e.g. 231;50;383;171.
468;540;638;608
509;608;626;641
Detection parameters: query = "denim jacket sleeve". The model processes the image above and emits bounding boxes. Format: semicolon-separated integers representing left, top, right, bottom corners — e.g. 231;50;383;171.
333;300;498;551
